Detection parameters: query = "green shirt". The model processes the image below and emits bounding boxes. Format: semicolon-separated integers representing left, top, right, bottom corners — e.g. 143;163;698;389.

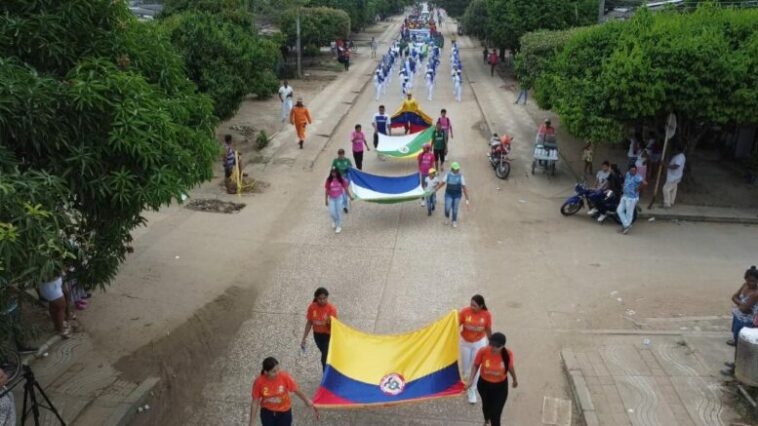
332;157;352;177
432;129;446;150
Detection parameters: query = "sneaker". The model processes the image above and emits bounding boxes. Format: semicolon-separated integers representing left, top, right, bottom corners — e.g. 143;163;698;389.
622;225;631;234
597;214;607;223
587;208;598;216
724;362;735;369
427;211;432;216
720;367;735;377
343;208;349;214
60;326;72;339
298;140;303;149
452;221;458;228
335;227;342;234
420;200;426;207
467;389;477;404
727;339;736;347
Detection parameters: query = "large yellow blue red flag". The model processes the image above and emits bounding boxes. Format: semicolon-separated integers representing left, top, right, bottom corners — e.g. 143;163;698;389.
312;310;464;407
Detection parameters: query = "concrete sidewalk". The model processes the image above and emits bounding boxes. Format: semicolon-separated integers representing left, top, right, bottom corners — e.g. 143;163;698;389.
11;333;158;425
562;332;744;426
639;205;758;225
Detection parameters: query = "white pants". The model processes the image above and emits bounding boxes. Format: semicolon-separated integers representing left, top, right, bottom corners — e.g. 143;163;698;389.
426;82;434;101
460;336;488;401
662;180;679;207
375;83;382;100
616;195;638;228
281;99;292;122
454;82;462;102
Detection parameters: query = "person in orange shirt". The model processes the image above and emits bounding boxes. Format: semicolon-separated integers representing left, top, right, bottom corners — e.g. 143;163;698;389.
458;294;492;404
464;332;518;426
289;97;312;149
300;287;337;371
249;357;314;426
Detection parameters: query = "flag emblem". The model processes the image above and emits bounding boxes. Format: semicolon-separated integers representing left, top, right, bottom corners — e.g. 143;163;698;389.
379;373;406;396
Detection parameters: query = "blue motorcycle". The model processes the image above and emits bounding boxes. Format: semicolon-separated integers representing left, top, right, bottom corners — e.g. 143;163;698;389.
560;183;637;225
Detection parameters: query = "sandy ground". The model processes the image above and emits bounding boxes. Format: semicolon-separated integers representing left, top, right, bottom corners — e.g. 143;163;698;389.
72;16;758;426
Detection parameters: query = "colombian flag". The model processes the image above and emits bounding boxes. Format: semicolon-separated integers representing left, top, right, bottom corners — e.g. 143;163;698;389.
375;127;435;159
390;101;433;133
312;311;464;408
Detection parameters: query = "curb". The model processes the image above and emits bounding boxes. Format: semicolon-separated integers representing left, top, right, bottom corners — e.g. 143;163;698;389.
638;210;758;225
561;349;600;426
107;377;160;426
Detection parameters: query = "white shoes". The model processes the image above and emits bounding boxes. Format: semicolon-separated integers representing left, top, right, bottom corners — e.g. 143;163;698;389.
335;227;342;234
467;388;477;404
587;208;598;216
597;214;607;223
452;221;458;228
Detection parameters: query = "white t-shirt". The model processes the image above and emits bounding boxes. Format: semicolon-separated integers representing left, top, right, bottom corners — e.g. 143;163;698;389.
424;175;440;189
666;153;686;183
278;86;293;101
595;169;610;188
627;137;639;158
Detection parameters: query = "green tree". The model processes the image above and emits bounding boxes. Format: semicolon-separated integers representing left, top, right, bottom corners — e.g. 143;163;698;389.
542;5;758;148
159;11;280;120
279;7;351;47
437;0;470;17
0;1;218;290
462;0;489;41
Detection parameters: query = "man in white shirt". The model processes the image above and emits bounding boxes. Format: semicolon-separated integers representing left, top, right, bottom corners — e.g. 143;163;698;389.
663;146;686;208
278;81;294;123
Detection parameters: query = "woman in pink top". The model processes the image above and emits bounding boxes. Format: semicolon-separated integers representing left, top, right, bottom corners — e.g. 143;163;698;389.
325;167;354;234
351;124;370;170
417;143;435;205
437;109;453;144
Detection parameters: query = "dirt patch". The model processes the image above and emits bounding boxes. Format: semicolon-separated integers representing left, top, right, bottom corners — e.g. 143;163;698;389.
115;285;258;426
185;199;246;214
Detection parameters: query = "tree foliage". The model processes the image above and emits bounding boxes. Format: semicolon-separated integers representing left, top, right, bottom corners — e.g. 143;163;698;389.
462;0;489;40
159;11;280;120
437;0;470;17
279;7;351;47
538;5;758;147
0;0;218;290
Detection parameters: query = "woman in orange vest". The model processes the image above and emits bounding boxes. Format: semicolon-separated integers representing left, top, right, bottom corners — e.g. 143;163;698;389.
300;287;337;371
464;332;518;426
250;357;315;426
289;97;312;149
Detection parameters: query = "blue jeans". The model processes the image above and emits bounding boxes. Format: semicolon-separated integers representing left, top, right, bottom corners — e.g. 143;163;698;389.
445;194;462;222
515;89;528;104
342;193;350;210
328;197;342;227
426;192;437;215
616;196;638;228
732;314;754;344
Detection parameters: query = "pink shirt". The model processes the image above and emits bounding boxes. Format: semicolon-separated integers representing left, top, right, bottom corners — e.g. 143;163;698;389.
438;116;451;131
418;152;435;175
351;130;366;153
325;178;347;198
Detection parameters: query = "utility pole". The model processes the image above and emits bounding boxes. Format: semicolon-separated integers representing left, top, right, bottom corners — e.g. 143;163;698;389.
296;8;302;78
598;0;605;23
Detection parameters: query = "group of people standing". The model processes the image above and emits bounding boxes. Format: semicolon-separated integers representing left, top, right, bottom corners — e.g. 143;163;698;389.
249;290;518;426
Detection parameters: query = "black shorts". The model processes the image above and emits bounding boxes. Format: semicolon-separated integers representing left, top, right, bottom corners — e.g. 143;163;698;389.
434;149;446;163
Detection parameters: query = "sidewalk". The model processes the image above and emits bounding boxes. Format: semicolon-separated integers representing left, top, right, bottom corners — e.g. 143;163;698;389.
640;205;758;225
562;332;744;426
11;333;158;425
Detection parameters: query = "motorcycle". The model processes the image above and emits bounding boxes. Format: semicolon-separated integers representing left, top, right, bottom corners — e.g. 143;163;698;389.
560;183;637;225
487;134;511;179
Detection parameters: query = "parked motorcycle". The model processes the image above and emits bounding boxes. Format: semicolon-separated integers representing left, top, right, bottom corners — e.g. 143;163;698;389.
487;134;511;179
560;183;637;225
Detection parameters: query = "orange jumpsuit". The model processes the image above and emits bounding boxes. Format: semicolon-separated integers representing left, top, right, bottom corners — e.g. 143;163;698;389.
290;106;312;141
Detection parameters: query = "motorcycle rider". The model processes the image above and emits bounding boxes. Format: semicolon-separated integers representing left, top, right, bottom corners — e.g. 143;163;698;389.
536;118;557;149
587;161;612;220
594;164;624;223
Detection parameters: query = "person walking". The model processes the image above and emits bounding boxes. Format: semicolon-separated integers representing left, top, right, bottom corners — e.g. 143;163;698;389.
249;357;315;426
459;295;492;404
464;332;518;426
289;98;312;149
350;124;370;170
616;164;646;234
418;143;435;206
432;121;448;172
483;47;489;64
723;266;758;376
424;168;442;216
488;50;498;77
437;109;453;146
582;142;593;175
278;81;294;123
331;149;353;213
453;69;462;102
372;105;391;150
440;162;469;228
514;84;528;105
662;146;686;208
370;37;377;58
38;275;72;338
325;167;353;234
300;287;337;371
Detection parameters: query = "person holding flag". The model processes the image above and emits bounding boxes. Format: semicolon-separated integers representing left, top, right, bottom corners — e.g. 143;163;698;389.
417;143;435;206
300;287;338;371
464;332;519;426
458;295;492;404
249;357;316;426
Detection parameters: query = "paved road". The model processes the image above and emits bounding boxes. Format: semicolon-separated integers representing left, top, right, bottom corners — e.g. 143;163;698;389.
83;17;758;426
